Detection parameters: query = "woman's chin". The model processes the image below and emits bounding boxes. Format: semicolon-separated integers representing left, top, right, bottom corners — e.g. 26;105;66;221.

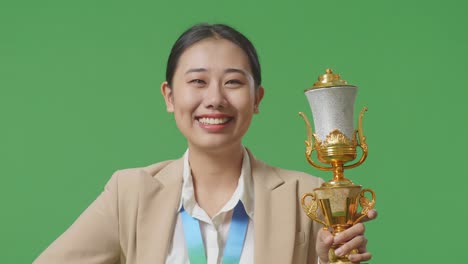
188;137;241;152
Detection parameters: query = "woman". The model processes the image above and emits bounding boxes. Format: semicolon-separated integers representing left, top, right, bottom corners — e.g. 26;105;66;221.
34;23;376;264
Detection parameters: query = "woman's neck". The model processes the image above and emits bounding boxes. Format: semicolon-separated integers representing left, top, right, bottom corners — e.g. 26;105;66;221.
187;143;244;217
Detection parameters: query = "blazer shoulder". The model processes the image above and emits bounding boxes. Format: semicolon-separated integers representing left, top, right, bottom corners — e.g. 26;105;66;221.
106;159;178;193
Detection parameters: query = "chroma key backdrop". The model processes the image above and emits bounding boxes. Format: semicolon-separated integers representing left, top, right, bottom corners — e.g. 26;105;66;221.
1;0;467;263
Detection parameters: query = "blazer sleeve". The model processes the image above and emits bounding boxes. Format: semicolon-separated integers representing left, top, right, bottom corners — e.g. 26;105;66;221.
307;177;325;264
33;171;122;264
307;221;322;264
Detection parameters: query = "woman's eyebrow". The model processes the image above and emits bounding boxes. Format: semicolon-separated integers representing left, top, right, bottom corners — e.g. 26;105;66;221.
224;68;248;76
185;68;248;76
185;68;207;74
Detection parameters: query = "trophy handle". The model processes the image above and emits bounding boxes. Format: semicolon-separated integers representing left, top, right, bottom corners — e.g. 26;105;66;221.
299;112;334;171
301;192;329;227
353;188;376;225
344;107;368;170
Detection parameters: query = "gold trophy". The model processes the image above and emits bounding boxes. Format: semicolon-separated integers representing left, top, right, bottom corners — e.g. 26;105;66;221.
299;69;376;264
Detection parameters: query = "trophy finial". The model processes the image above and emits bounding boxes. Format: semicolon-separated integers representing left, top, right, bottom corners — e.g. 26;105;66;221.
308;68;351;89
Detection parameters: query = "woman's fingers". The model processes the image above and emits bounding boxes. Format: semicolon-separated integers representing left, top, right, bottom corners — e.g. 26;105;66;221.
348;252;372;262
316;229;334;262
334;223;365;244
356;242;368;255
332;223;372;262
334;234;367;256
360;209;378;223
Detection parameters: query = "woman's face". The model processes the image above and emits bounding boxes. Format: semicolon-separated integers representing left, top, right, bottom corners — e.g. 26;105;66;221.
161;38;264;152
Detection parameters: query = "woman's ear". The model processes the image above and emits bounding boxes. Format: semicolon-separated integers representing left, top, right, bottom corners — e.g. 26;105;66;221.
254;86;265;113
161;81;174;113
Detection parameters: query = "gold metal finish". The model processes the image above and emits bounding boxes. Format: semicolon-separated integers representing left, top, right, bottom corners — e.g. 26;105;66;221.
299;69;376;264
305;68;356;91
298;112;334;172
344;107;368;170
353;188;376;225
301;192;329;227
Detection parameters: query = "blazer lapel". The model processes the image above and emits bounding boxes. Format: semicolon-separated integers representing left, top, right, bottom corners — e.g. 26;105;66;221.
251;154;297;263
132;152;298;263
136;158;183;264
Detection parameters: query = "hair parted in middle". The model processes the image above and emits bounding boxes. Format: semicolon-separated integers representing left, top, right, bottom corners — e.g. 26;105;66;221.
165;23;262;90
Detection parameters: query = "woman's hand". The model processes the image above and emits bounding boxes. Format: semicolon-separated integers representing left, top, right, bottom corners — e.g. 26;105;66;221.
316;209;378;264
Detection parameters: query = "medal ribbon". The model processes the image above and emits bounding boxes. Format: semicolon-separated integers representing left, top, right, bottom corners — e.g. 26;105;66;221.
180;202;249;264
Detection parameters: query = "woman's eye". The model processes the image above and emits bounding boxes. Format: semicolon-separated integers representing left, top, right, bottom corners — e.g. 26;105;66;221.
189;79;206;85
225;79;242;86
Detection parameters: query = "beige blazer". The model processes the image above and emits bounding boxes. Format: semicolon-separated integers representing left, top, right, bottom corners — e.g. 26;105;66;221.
34;152;323;264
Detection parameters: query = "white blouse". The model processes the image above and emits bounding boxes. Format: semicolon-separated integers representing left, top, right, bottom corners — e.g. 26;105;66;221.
165;147;255;264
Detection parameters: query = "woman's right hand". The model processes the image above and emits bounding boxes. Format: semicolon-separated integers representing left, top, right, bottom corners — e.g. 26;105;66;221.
316;209;377;264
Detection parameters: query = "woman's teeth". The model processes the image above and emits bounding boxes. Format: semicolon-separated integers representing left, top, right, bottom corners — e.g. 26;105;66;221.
198;117;230;125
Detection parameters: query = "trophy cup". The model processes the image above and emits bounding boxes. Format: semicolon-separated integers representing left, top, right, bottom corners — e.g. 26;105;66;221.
299;69;376;264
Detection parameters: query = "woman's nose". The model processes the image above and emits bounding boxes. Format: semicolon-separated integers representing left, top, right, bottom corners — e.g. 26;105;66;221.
204;83;227;109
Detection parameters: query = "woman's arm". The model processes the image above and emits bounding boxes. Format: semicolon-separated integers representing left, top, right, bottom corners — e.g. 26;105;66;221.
33;172;122;264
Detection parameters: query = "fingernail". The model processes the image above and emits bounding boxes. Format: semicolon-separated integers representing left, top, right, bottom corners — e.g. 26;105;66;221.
335;248;343;256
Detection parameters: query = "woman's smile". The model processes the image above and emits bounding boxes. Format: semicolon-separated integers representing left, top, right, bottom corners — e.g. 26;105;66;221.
195;114;235;132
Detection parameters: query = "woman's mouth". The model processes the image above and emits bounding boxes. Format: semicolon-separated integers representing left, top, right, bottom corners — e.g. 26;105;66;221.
195;115;234;132
197;117;232;125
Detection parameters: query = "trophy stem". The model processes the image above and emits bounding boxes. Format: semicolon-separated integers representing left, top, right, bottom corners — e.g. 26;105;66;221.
327;161;353;186
332;161;344;181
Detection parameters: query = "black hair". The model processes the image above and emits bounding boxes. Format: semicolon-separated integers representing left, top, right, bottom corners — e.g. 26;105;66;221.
165;23;261;89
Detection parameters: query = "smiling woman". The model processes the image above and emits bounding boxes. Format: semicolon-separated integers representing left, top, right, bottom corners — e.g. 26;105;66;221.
161;37;263;154
33;23;376;264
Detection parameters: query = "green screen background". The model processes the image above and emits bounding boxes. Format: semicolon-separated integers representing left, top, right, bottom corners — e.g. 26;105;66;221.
1;0;466;262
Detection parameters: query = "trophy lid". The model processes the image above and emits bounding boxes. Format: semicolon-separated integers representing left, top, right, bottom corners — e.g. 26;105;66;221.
305;69;355;91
